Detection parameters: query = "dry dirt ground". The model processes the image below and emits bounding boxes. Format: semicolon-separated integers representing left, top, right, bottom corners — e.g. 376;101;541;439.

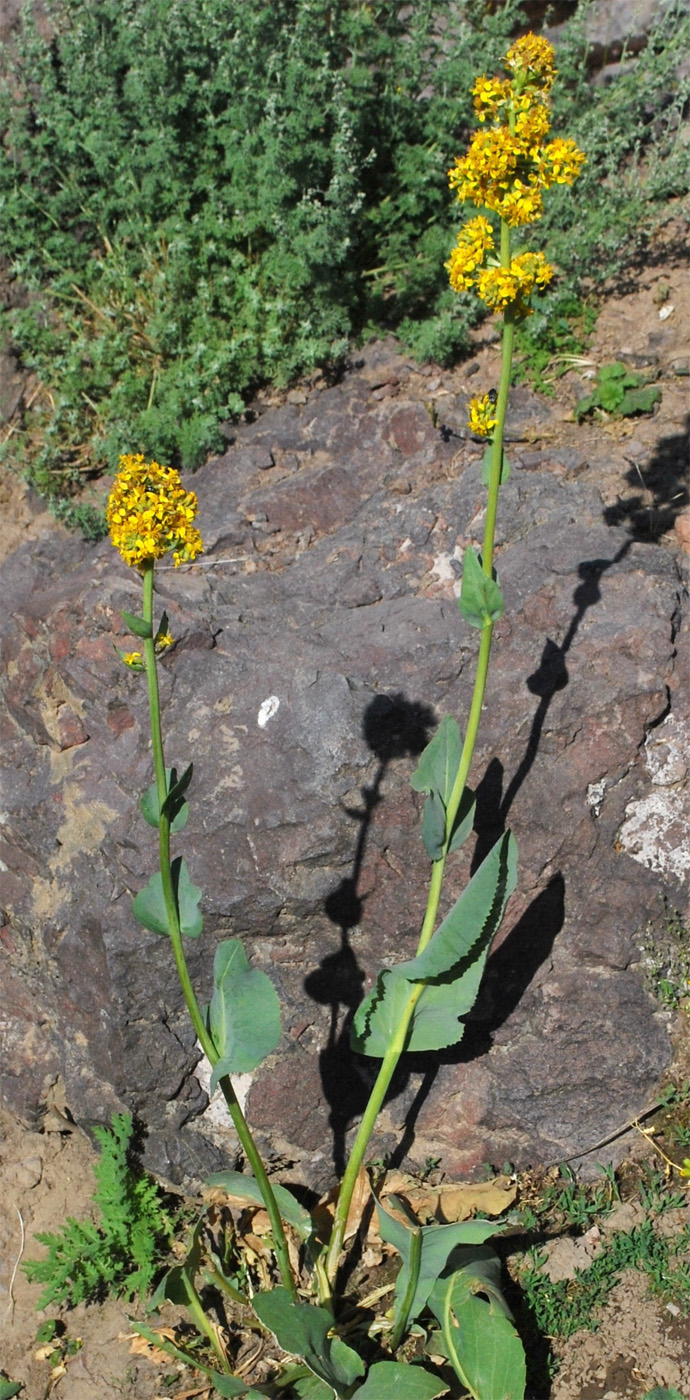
1;217;690;1399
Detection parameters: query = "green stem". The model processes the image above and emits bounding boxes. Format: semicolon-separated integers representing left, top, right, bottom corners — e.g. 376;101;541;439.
326;215;516;1288
180;1267;230;1372
390;1225;422;1351
139;564;297;1301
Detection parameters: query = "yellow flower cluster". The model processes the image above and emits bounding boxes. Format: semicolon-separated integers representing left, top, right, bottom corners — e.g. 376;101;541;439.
468;394;498;438
447;33;584;319
107;454;203;568
478;251;553;315
446;215;495;292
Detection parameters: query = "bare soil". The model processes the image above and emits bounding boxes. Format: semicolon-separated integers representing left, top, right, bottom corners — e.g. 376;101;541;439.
1;215;690;1399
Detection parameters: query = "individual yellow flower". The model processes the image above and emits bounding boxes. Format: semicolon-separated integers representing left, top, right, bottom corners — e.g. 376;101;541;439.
107;454;203;569
468;394;498;438
122;651;144;669
156;631;174;650
445;214;495;292
505;34;557;90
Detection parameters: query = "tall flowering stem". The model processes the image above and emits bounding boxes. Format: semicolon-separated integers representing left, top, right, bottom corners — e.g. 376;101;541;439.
326;33;583;1286
107;455;297;1301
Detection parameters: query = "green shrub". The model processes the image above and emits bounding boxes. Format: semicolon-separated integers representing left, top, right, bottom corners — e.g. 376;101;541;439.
24;1113;174;1307
0;0;688;497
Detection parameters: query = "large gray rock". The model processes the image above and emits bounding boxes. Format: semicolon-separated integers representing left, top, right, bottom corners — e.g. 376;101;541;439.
0;342;679;1185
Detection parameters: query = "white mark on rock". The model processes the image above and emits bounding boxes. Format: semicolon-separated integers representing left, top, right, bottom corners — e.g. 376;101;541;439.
195;1047;254;1132
587;778;607;817
618;715;690;883
257;695;280;728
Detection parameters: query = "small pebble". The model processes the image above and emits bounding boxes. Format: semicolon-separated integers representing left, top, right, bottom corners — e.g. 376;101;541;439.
659;303;675;320
672;357;690;376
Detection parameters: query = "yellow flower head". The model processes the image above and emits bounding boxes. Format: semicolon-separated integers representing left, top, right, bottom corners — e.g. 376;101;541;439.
468;394;498;438
122;651;144;669
445;215;495;292
156;631;174;650
505;34;558;91
107;454;203;569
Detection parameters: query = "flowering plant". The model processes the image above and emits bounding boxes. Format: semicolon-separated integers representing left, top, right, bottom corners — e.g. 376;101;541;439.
108;32;582;1400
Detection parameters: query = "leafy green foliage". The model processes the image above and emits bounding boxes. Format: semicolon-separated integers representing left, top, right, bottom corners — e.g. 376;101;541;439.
3;0;687;498
517;1168;690;1343
458;548;505;630
574;362;661;421
428;1251;526;1400
133;856;203;937
375;1190;505;1334
0;1379;22;1400
24;1113;174;1308
410;715;475;861
253;1287;365;1398
205;938;281;1090
352;831;517;1056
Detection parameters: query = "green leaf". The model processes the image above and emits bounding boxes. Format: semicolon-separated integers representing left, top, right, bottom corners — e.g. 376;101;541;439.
292;1376;334;1400
206;939;281;1089
410;716;462;807
210;1374;267;1398
352;832;516;1057
642;1390;686;1400
121;609;153;639
132;857;203;938
0;1381;22;1399
140;767;189;833
376;1194;505;1331
618;384;661;415
428;1271;526;1400
252;1288;365;1399
481;443;511;487
207;1170;314;1243
458;546;504;629
161;762;193;826
154;610;169;643
354;1362;448;1399
421;791;446;861
397;832;517;981
448;787;476;855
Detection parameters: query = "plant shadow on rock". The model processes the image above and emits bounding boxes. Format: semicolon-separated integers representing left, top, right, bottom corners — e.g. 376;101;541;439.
304;693;436;1176
305;538;639;1175
603;413;690;539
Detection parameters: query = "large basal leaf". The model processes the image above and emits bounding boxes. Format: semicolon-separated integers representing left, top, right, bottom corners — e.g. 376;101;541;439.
207;1170;313;1243
458;546;504;630
376;1193;505;1330
411;716;462;807
140;766;190;833
396;831;517;982
354;1362;448;1399
428;1271;525;1400
252;1288;364;1399
206;939;281;1089
132;858;203;939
